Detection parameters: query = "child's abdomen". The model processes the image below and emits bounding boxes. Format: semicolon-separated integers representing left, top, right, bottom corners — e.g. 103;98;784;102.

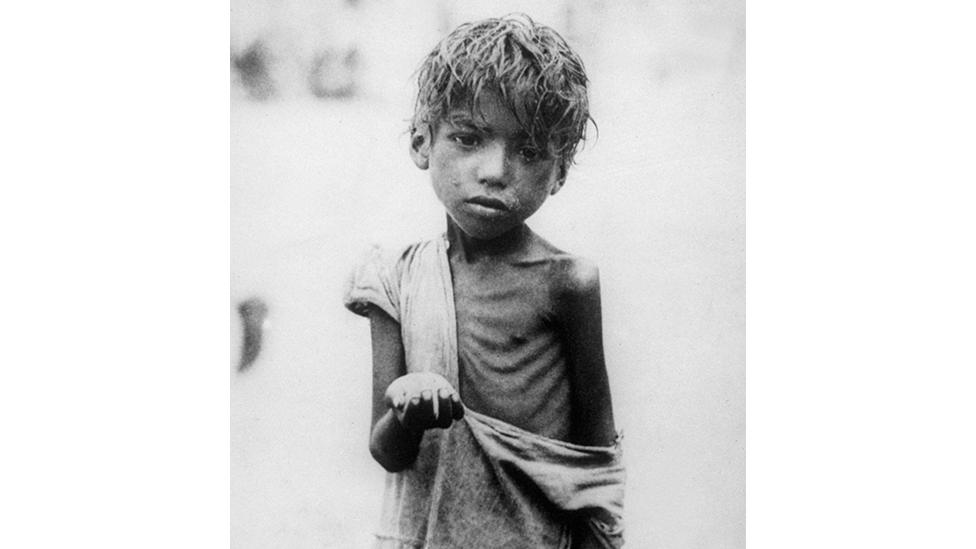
454;268;572;441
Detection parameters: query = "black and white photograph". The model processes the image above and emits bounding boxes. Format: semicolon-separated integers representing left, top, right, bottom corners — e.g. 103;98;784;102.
6;1;975;548
231;1;744;547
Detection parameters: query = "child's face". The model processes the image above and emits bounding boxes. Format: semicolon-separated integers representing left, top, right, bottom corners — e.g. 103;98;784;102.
411;90;564;241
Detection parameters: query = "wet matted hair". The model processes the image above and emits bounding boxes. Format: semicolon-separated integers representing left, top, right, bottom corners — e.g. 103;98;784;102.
411;14;594;169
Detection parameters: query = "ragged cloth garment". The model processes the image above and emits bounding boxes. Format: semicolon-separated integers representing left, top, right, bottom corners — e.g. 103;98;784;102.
345;234;625;548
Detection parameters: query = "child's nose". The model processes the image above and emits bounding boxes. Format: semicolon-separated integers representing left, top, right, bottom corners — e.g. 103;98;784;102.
476;141;511;187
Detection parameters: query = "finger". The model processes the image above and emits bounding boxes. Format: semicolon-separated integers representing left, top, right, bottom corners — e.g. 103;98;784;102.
434;388;453;428
431;385;440;420
451;392;464;420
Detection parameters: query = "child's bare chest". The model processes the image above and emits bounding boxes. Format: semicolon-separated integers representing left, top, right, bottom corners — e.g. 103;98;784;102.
449;258;572;439
450;260;557;340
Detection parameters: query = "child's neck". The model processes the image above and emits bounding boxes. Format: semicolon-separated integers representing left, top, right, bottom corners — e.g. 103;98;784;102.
446;218;529;264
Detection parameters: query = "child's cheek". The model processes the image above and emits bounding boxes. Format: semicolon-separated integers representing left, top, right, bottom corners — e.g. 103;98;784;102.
434;158;464;190
430;150;451;175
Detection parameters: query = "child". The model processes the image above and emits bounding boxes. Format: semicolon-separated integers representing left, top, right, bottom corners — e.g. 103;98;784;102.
345;14;624;548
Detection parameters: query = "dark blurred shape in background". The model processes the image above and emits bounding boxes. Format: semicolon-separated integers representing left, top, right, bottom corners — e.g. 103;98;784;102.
231;0;365;100
233;40;276;100
237;297;268;372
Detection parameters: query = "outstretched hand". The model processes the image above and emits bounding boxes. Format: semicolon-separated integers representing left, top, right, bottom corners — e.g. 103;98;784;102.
384;372;464;431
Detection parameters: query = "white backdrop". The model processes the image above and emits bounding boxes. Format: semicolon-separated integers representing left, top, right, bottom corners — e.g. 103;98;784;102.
231;1;745;547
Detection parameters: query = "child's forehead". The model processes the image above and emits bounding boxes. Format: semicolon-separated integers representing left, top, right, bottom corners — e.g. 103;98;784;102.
440;92;533;136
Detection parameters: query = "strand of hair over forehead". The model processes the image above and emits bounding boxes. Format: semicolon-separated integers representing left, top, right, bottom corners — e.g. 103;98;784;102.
413;14;593;163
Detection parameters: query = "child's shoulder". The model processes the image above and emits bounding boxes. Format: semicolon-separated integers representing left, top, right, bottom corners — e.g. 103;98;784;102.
347;235;445;290
368;234;446;274
527;233;601;299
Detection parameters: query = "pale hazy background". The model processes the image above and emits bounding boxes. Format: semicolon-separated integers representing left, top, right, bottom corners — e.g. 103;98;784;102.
230;0;745;547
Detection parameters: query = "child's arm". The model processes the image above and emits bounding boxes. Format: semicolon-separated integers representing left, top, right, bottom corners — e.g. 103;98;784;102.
556;261;622;549
555;259;617;447
367;307;463;472
368;307;421;472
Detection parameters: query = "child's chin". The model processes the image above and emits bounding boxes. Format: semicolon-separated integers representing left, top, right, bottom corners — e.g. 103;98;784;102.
455;219;513;241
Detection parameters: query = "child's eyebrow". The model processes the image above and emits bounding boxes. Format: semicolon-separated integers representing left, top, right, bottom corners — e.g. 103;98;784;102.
443;114;486;131
443;114;532;140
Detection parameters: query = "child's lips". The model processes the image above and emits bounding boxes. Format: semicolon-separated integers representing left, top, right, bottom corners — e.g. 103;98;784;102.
465;196;510;212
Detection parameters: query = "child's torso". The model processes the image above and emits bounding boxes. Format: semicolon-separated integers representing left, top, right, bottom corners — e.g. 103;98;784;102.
451;251;572;442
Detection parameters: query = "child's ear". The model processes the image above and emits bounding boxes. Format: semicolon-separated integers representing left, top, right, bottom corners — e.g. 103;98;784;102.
549;179;565;196
409;128;431;170
549;163;568;196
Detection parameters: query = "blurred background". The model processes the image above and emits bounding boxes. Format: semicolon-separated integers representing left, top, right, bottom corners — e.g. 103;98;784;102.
230;0;744;547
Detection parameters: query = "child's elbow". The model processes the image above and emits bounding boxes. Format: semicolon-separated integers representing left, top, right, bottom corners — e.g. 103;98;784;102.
369;439;412;473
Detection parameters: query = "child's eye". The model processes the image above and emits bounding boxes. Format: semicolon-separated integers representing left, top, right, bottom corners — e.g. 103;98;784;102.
453;134;480;147
519;147;542;162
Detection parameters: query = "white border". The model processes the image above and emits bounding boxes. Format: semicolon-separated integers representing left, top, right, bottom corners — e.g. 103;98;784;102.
749;1;976;546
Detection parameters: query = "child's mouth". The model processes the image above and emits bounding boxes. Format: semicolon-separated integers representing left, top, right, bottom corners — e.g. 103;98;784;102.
465;196;510;212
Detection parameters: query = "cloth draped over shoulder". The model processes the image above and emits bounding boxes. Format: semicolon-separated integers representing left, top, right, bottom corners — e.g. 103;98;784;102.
344;235;625;549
